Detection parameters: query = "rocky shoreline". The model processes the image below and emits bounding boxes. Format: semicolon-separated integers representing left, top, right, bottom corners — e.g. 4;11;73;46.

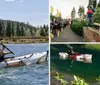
0;37;48;44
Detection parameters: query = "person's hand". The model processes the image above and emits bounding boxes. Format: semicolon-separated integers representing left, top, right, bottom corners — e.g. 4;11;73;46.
3;44;6;47
11;51;14;54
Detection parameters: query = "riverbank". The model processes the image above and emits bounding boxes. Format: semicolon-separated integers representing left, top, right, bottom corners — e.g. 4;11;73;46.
0;36;48;44
51;66;73;85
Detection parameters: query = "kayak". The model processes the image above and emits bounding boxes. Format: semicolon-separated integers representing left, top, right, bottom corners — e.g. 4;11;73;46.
59;52;92;63
0;51;48;68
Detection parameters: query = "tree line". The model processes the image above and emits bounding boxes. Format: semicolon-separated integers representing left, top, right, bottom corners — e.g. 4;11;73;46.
71;0;100;21
0;19;48;37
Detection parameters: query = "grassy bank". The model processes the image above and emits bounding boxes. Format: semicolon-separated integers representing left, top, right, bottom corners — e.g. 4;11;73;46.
84;44;100;51
0;36;48;44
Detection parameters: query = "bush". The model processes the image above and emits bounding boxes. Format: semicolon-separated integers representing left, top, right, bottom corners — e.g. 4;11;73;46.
50;14;57;21
71;75;89;85
71;20;87;36
94;7;100;24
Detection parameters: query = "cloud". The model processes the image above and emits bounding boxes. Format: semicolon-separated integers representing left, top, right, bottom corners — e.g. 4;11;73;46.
20;0;24;2
5;0;15;2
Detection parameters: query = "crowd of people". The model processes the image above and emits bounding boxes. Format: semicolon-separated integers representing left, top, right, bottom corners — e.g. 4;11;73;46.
50;18;73;37
50;5;96;39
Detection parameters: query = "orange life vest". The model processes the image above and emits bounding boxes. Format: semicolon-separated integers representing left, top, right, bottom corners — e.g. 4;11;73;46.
87;9;93;14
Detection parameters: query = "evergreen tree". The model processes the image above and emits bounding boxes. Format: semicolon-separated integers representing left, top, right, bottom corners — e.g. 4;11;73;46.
0;19;48;37
71;7;76;19
89;0;92;6
0;21;3;36
93;0;97;8
11;22;14;36
16;22;20;36
78;6;85;19
98;0;100;7
6;21;11;37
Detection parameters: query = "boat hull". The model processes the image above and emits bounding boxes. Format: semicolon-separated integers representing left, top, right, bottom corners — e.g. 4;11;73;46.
0;51;48;68
59;52;92;63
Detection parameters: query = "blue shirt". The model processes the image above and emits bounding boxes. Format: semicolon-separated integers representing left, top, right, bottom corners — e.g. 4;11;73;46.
91;8;95;13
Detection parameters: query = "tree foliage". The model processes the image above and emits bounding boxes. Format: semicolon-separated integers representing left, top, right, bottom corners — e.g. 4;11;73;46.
0;19;48;37
94;7;100;23
88;0;97;8
78;6;85;19
97;0;100;7
71;7;76;19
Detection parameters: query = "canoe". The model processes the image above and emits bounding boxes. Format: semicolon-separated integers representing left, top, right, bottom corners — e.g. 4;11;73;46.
59;52;92;63
0;51;48;68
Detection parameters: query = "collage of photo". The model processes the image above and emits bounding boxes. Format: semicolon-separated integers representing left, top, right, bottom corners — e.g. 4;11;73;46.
0;0;100;85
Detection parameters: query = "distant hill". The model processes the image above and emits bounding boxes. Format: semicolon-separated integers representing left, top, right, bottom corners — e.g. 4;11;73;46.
0;19;48;37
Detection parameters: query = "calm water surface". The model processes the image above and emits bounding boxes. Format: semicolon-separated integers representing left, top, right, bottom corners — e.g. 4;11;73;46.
51;44;100;84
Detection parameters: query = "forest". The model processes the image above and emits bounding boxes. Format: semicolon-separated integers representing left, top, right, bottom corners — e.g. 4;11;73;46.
0;19;48;37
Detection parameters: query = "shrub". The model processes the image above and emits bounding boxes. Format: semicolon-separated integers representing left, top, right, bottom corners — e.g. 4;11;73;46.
96;76;100;85
94;7;100;24
71;75;89;85
54;72;68;85
71;20;87;36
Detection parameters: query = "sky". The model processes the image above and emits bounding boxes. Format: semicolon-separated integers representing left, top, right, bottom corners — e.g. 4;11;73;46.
0;0;49;26
50;0;99;18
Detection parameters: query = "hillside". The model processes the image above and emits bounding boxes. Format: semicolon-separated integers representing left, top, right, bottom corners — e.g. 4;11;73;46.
0;19;48;37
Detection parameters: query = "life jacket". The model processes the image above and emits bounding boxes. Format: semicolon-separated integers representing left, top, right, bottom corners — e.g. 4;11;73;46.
73;55;77;60
87;9;93;14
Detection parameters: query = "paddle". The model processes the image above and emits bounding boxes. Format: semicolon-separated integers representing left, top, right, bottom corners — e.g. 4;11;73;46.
66;44;73;49
66;45;75;71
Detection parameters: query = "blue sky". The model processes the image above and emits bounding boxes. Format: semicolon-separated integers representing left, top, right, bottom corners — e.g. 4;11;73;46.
0;0;49;26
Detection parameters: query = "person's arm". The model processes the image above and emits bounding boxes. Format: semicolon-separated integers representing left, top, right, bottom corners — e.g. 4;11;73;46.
1;45;6;52
3;52;13;55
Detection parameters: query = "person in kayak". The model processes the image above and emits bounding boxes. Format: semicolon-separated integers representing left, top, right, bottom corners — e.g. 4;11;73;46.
68;47;76;55
0;44;13;62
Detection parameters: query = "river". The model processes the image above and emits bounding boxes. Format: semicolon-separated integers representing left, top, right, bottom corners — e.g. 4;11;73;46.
51;44;100;84
0;43;49;85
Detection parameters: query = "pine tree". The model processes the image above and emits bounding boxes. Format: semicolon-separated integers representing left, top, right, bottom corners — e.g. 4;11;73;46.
98;0;100;7
93;0;97;8
11;22;15;36
0;21;3;36
6;21;11;37
71;7;76;19
89;0;92;6
78;6;85;19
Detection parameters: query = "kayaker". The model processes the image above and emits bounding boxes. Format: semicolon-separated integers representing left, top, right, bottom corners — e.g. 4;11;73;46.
68;47;76;55
0;44;13;62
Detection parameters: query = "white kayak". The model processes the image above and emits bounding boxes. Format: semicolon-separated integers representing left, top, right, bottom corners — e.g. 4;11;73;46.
59;52;92;63
0;51;48;68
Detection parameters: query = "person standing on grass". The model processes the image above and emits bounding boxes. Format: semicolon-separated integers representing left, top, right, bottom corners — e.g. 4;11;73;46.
87;5;95;26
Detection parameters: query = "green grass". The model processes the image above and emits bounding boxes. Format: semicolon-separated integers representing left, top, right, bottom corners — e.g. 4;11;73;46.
84;44;100;51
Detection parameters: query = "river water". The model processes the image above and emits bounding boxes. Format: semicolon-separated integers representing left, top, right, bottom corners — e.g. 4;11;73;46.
51;44;100;84
0;43;49;85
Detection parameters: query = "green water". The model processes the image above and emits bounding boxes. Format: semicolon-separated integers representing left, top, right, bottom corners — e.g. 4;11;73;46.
51;44;100;84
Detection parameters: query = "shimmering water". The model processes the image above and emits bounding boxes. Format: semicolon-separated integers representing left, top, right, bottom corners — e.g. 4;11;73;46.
0;43;49;85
